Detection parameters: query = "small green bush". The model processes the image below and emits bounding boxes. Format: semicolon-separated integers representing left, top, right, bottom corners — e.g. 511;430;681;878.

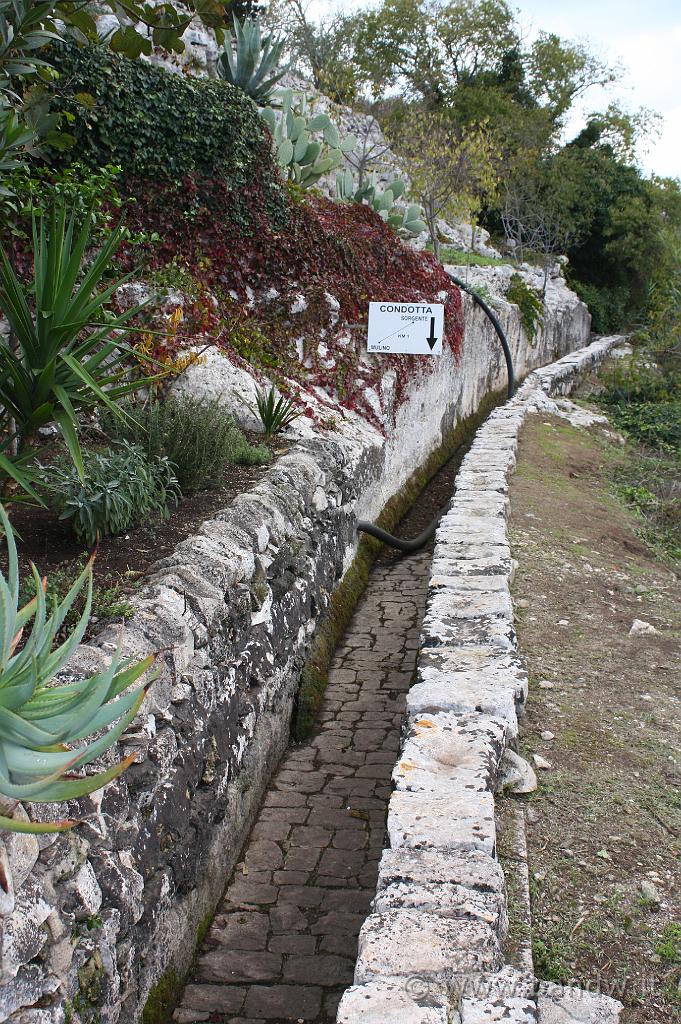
18;557;134;637
102;396;270;493
506;273;544;342
598;358;681;455
569;279;630;334
45;442;180;547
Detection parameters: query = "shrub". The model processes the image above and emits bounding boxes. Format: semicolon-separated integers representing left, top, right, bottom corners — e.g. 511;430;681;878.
101;396;270;493
506;273;544;342
45;442;180;547
119;183;465;430
569;279;630;334
0;201;154;500
47;40;288;230
18;557;134;638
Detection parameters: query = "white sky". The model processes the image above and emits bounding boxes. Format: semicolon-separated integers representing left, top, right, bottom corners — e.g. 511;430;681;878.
304;0;681;179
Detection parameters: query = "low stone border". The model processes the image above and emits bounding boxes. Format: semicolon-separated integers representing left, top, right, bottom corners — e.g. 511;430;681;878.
338;336;628;1024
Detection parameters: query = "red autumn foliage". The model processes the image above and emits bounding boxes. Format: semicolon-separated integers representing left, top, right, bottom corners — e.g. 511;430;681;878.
121;174;465;428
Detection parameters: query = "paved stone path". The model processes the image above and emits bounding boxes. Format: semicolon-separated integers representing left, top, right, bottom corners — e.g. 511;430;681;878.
174;550;432;1024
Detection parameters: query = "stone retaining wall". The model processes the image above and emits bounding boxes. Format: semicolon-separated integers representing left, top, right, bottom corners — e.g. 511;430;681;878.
0;287;590;1024
337;335;628;1024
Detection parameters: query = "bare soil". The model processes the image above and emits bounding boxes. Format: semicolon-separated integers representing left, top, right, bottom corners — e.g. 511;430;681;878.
506;412;681;1022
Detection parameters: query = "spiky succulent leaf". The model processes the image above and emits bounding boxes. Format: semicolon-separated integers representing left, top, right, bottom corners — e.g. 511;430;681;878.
0;506;154;831
217;15;289;105
323;122;340;148
276;138;294;168
307;113;331;132
293;130;309;163
340;134;358;155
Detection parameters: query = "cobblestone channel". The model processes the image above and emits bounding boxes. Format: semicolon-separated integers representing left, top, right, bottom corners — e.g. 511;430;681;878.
174;550;432;1023
172;429;474;1024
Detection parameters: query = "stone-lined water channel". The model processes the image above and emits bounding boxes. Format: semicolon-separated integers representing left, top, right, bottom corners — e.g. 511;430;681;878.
173;452;465;1024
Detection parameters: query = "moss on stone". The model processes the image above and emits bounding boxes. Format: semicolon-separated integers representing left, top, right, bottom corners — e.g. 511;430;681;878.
293;388;503;739
141;969;181;1024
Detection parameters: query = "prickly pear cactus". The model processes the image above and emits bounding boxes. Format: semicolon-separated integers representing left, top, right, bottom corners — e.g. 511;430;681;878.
261;89;357;189
333;170;427;236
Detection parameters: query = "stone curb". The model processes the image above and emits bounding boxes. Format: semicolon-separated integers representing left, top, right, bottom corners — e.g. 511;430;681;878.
337;336;628;1023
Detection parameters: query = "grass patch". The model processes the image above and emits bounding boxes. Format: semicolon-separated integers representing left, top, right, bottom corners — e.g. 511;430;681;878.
656;923;681;965
434;245;507;267
612;448;681;567
532;935;573;984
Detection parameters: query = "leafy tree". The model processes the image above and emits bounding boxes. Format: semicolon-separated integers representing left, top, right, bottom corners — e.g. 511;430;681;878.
268;0;362;102
350;0;615;120
391;110;498;257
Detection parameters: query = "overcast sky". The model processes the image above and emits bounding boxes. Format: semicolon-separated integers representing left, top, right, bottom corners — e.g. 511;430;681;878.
304;1;681;179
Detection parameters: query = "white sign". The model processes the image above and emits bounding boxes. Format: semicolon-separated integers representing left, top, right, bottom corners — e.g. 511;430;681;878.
367;301;444;356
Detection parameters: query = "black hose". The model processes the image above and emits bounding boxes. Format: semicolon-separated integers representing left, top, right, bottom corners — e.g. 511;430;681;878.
448;272;515;400
356;270;515;552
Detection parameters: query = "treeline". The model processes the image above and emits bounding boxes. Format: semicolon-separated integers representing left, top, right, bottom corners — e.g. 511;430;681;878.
270;0;681;332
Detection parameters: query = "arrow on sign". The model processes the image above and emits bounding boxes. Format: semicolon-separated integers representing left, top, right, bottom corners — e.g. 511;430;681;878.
426;316;438;350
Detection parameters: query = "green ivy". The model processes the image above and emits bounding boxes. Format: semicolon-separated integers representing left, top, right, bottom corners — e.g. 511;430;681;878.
506;273;545;342
46;42;287;224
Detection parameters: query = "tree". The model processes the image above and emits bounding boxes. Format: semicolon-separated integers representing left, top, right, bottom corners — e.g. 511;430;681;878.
267;0;361;102
500;164;580;291
350;0;616;119
391;110;498;257
344;116;395;191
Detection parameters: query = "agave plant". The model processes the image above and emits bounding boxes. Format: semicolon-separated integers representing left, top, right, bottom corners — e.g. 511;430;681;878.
217;14;289;105
0;201;154;497
251;385;300;439
0;505;154;834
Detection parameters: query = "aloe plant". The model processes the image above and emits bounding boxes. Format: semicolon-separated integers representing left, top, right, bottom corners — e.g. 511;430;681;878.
251;385;300;438
0;202;154;497
261;89;356;189
334;170;427;235
0;505;154;834
217;15;289;106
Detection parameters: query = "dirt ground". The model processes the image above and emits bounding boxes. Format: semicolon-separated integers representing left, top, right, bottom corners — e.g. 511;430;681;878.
506;411;681;1022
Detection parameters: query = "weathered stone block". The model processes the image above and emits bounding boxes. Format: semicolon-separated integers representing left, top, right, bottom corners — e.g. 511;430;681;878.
355;910;502;986
337;977;450;1024
387;788;496;856
537;982;623;1022
393;712;508;795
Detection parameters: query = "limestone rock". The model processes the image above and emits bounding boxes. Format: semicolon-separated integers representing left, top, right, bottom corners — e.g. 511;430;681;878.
498;750;538;794
3;816;39;892
355;910;502;987
170;347;264;432
337;977;450;1024
628;619;659;637
388;788;497;857
537;982;623;1022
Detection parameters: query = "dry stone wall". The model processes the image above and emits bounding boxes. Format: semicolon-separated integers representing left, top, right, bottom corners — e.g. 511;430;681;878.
0;279;590;1024
337;335;628;1024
